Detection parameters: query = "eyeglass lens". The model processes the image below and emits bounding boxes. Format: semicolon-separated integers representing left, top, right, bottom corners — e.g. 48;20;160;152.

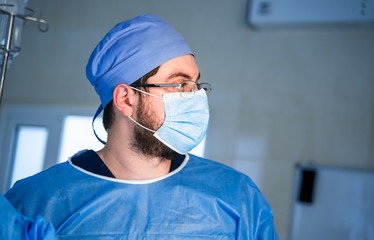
181;81;198;93
180;81;211;94
198;83;211;93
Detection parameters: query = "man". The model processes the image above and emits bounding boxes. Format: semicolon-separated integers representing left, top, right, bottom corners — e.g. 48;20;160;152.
5;15;278;239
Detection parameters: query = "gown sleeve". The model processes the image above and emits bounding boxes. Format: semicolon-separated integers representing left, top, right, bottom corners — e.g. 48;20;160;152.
237;176;279;240
256;209;279;240
0;193;56;240
252;190;279;240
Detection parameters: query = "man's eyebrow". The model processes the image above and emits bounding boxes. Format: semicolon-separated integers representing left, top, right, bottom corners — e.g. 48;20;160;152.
167;72;201;82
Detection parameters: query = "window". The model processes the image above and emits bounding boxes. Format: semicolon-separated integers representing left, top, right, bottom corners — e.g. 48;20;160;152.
10;125;48;186
58;115;106;163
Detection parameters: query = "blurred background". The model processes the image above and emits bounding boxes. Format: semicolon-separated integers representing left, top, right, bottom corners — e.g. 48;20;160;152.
0;0;373;239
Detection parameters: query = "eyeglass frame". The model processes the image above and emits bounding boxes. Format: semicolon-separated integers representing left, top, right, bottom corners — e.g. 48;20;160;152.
130;80;212;94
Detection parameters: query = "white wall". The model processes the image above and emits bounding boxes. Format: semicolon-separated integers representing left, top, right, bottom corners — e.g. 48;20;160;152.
2;0;374;239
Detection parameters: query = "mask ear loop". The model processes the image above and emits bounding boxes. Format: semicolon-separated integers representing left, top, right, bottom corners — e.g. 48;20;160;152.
128;116;156;133
92;105;107;144
129;86;162;99
127;86;162;134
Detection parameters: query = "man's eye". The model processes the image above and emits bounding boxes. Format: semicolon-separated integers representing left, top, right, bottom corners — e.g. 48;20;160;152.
163;86;180;92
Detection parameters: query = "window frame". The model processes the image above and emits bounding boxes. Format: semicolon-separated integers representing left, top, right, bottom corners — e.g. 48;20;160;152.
0;104;97;192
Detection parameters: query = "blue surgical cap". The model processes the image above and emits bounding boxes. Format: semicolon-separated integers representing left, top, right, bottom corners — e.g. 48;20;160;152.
86;14;193;109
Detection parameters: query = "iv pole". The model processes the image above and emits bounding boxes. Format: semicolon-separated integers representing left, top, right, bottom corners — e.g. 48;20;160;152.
0;6;48;106
0;9;14;105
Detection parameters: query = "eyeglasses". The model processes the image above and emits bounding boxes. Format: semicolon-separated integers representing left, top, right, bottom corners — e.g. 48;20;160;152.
130;80;212;96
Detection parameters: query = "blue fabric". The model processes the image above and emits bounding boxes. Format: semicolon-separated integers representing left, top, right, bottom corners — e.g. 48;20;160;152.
5;152;278;239
86;14;193;109
0;193;56;240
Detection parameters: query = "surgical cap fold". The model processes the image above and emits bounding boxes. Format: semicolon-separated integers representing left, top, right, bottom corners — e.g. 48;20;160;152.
86;14;193;109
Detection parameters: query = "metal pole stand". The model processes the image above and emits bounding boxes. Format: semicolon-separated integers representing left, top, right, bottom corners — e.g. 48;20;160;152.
0;5;48;106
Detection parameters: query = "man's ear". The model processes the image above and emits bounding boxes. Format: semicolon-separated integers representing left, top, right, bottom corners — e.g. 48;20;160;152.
112;84;137;117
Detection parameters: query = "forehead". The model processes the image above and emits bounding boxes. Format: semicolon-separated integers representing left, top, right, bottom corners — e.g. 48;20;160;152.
147;54;199;84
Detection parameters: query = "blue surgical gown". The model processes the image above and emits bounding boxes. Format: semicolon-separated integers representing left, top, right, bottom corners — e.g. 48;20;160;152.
0;193;55;240
5;151;278;239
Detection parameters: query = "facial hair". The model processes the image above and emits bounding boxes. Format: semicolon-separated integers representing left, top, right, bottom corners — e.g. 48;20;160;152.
130;94;179;161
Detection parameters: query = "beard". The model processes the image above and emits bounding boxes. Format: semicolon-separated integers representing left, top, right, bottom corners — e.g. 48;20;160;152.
130;95;179;161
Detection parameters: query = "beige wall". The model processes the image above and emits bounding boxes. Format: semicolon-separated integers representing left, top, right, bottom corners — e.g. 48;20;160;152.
3;0;374;239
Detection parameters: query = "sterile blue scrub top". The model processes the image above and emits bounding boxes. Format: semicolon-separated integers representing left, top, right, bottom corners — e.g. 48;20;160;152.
5;150;278;239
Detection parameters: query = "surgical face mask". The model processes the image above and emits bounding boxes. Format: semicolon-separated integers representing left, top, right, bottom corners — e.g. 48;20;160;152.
129;88;209;154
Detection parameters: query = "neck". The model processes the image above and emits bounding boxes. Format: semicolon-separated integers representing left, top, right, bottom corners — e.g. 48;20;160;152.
97;130;172;181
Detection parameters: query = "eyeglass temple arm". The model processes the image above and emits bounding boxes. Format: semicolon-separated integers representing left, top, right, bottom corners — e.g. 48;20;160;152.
130;83;180;87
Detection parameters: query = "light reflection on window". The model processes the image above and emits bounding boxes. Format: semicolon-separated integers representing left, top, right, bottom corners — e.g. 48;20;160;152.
58;116;107;163
11;126;48;187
